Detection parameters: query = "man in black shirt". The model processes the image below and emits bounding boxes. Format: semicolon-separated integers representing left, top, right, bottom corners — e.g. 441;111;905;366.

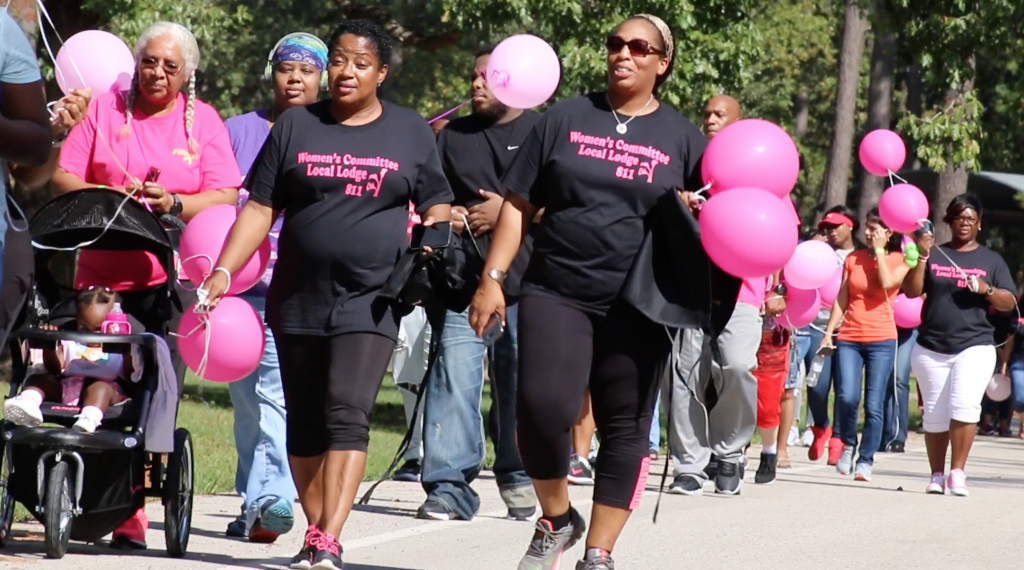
417;46;541;522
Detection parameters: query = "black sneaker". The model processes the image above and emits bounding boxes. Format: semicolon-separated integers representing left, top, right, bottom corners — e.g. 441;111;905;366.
289;526;319;570
311;533;343;570
715;460;743;495
667;474;704;496
703;456;719;480
392;459;421;482
754;453;777;485
568;455;595;486
517;507;586;570
416;498;462;521
886;441;905;453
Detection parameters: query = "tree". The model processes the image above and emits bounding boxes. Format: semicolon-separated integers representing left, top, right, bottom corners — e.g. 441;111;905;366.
856;2;896;222
820;0;869;214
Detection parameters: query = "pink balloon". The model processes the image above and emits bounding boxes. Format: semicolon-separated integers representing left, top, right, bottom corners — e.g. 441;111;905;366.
784;197;800;227
702;119;800;198
177;298;265;383
55;31;135;96
781;287;821;329
987;373;1011;402
858;129;906;177
893;293;923;329
700;187;798;279
784;240;838;290
818;266;842;307
486;35;560;109
180;204;271;295
878;184;929;234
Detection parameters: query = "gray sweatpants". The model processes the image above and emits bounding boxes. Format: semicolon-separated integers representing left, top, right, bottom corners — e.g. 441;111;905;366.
662;302;761;479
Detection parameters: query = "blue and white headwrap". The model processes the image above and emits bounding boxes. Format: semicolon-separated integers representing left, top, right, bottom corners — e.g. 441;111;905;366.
272;33;329;72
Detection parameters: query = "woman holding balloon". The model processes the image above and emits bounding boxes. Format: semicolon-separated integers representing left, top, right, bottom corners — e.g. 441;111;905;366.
201;20;453;569
53;21;241;332
906;194;1018;497
819;208;908;482
470;15;706;570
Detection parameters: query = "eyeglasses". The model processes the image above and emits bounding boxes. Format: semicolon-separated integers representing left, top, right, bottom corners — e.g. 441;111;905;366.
85;285;115;294
605;36;663;57
139;56;184;77
951;215;979;226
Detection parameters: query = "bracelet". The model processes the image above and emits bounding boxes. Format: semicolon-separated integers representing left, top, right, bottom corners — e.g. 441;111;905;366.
874;248;885;256
213;266;232;293
918;256;929;262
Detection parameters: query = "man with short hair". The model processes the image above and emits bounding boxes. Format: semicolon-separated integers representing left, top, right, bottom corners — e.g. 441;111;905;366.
416;45;541;522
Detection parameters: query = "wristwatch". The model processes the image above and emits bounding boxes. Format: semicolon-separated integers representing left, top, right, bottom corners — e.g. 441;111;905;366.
986;284;996;297
486;268;507;285
169;193;184;217
772;283;787;297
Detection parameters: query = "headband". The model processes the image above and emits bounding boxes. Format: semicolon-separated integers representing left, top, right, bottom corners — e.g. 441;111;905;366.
272;34;328;72
635;14;674;61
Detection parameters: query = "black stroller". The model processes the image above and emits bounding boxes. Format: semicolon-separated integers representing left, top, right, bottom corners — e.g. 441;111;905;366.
0;189;193;559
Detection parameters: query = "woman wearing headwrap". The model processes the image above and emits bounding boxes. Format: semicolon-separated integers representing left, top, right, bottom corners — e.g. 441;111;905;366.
469;15;706;570
221;32;329;544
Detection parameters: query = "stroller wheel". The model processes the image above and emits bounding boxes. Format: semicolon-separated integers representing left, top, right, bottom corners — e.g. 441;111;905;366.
0;445;14;548
44;460;73;559
163;428;193;558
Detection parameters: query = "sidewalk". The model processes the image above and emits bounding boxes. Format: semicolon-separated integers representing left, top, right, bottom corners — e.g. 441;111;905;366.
1;435;1022;569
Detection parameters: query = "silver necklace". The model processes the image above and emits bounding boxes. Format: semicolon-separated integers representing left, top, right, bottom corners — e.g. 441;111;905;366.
608;93;654;135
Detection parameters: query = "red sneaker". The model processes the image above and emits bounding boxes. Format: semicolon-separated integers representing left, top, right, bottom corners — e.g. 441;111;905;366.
111;508;148;549
827;437;844;466
808;426;832;461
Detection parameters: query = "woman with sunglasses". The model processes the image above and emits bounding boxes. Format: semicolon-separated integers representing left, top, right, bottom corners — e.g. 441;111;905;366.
905;194;1017;496
469;15;705;570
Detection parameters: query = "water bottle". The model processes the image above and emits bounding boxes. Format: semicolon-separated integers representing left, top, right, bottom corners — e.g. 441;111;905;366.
806;354;825;388
101;302;131;335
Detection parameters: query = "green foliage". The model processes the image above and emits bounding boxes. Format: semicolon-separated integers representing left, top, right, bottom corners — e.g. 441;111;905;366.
897;89;983;172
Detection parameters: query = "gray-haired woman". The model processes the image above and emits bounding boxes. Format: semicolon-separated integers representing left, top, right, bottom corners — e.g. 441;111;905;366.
51;21;240;549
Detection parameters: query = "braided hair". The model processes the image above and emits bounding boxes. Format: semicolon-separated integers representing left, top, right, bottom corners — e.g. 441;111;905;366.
120;22;201;154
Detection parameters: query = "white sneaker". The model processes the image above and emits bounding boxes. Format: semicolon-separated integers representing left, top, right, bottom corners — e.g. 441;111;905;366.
4;397;43;427
946;469;969;497
72;415;101;433
787;426;800;447
925;472;945;495
800;429;815;447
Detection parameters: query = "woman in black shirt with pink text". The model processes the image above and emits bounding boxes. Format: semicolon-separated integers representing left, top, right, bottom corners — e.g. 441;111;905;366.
470;15;705;570
905;194;1017;498
202;21;452;570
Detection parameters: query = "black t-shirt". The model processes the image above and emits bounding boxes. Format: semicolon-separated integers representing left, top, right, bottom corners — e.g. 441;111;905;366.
917;244;1018;355
502;93;706;314
246;101;454;338
436;111;541;297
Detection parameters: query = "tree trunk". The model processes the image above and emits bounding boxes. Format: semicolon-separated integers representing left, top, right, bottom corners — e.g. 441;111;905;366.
793;91;809;138
932;57;976;245
857;18;896;222
906;65;923;170
820;0;870;214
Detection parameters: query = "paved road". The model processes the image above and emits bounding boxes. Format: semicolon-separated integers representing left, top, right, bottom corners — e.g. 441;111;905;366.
1;435;1022;569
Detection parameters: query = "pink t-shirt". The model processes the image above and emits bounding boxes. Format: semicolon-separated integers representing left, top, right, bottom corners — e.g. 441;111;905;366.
59;91;241;291
737;277;769;309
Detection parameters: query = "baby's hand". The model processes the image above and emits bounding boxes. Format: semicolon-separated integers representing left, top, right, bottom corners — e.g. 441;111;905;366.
39;324;58;331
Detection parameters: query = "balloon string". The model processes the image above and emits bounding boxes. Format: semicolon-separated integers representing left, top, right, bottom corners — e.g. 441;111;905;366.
428;100;471;124
887;169;909;186
168;310;212;378
177;254;214;291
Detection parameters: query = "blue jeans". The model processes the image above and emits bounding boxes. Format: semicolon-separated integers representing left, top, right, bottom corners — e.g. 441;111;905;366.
881;328;917;446
1010;360;1024;413
421;303;530;520
835;339;897;466
804;326;837;431
229;296;295;524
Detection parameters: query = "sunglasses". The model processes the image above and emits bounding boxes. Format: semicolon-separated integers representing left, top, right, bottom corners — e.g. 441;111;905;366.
84;285;115;294
605;36;663;57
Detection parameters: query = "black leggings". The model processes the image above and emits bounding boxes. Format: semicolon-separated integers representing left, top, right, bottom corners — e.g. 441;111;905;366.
275;332;395;457
517;294;671;510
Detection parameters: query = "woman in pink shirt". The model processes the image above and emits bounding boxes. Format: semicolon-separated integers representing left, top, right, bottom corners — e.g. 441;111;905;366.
53;21;240;314
50;21;240;550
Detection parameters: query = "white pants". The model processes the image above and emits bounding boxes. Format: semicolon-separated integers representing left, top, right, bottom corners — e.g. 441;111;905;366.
911;344;996;432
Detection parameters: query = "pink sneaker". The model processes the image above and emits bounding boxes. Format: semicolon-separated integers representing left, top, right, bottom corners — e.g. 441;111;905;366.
946;469;969;497
925;472;945;494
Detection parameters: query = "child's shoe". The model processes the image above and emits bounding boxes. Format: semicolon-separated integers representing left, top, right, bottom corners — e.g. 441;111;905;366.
72;405;104;433
4;392;44;427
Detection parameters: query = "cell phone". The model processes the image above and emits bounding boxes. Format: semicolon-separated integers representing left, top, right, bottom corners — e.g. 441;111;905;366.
145;167;161;184
817;345;835;358
916;219;933;237
482;313;504;346
411;221;453;251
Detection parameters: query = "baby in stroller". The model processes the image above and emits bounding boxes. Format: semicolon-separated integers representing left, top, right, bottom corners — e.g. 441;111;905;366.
3;286;139;433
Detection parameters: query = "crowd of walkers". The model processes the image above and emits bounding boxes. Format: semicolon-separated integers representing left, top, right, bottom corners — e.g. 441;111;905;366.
1;9;1021;570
